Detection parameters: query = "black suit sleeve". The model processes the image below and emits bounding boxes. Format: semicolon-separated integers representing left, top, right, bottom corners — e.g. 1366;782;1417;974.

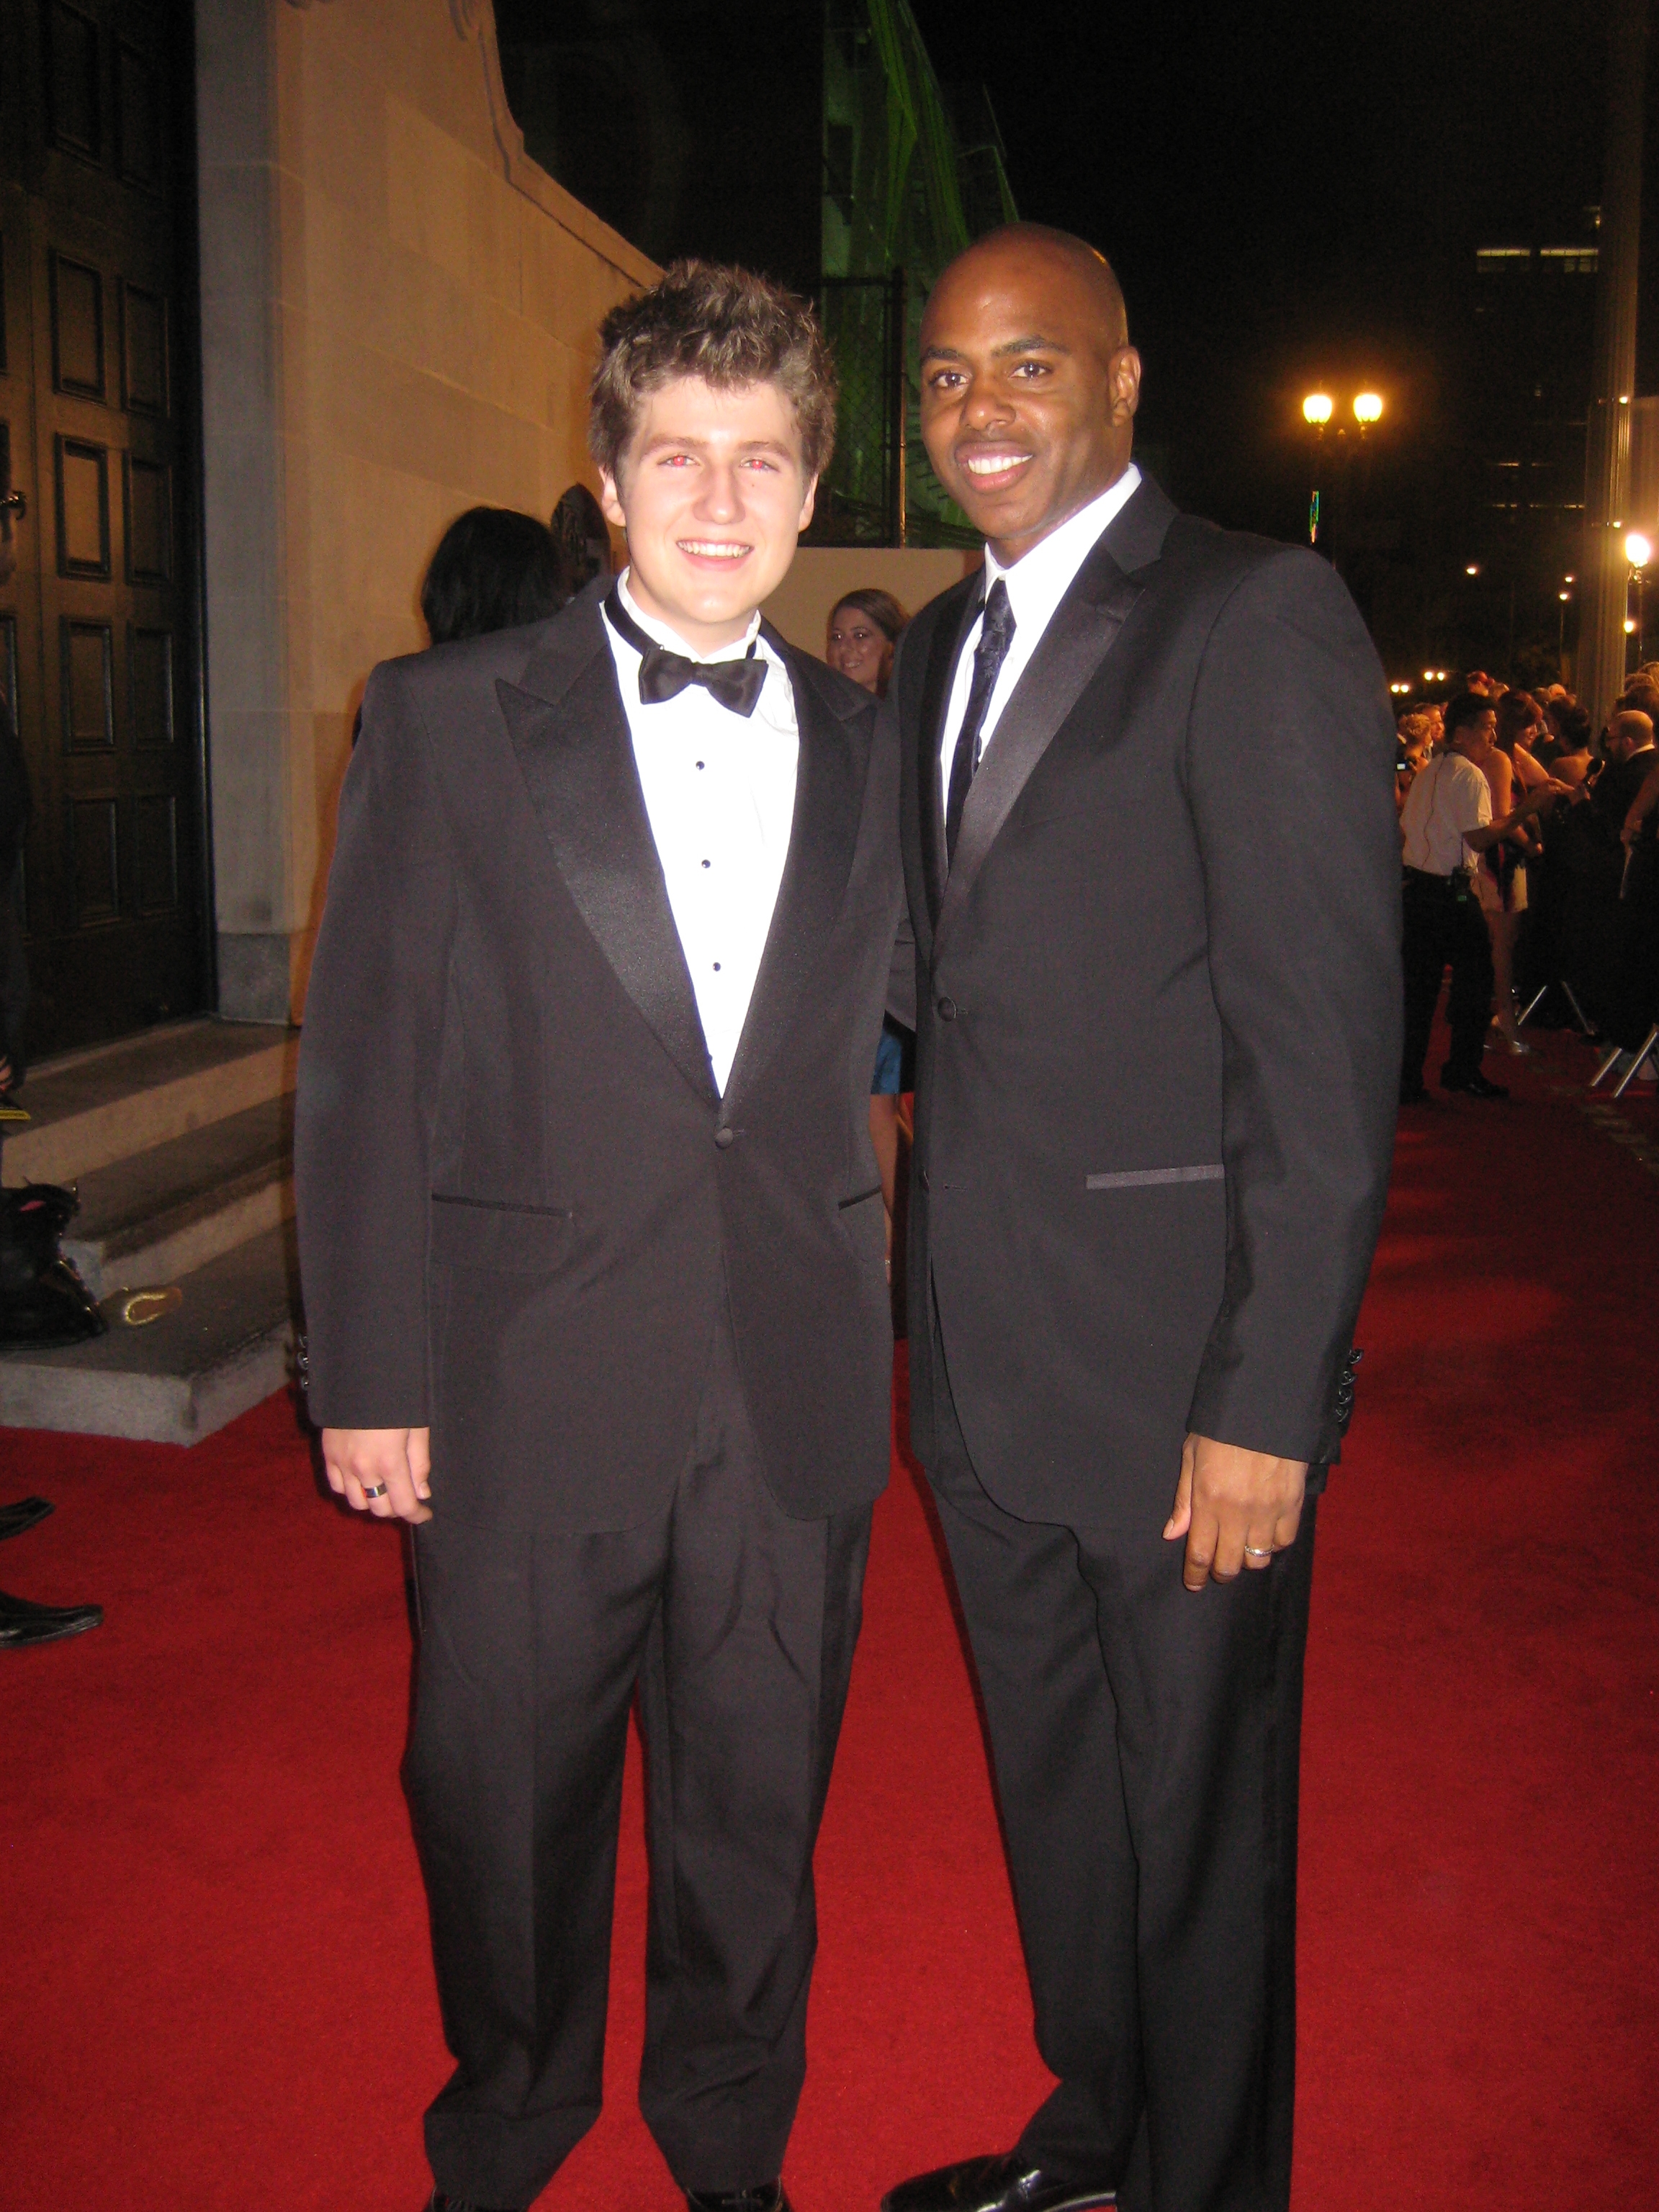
295;658;457;1426
1182;549;1402;1465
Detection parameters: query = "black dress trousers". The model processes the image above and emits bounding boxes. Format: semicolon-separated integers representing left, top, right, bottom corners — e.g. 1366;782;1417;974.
925;1325;1316;2212
1401;868;1494;1086
406;1316;872;2211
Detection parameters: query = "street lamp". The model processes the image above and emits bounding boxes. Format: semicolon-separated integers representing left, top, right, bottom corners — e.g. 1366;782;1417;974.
1625;531;1651;669
1302;395;1332;547
1354;392;1383;426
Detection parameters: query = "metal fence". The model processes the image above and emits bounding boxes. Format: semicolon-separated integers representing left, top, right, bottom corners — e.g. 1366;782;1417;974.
806;272;909;547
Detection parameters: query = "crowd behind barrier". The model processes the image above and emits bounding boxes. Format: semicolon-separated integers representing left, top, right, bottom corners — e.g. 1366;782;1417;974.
1394;664;1659;1100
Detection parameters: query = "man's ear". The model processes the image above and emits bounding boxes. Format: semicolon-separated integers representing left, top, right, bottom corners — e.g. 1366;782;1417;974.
599;468;628;533
796;475;819;534
1110;346;1143;426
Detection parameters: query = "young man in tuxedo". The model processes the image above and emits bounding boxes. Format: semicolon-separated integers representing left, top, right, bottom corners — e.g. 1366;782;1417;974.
295;264;903;2212
880;228;1402;2212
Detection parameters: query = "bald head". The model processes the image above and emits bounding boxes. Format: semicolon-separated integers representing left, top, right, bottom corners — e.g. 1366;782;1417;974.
940;225;1129;351
917;225;1141;562
1607;709;1654;761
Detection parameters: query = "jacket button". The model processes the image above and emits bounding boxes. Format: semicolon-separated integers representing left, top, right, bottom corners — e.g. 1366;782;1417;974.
937;995;957;1020
714;1127;735;1149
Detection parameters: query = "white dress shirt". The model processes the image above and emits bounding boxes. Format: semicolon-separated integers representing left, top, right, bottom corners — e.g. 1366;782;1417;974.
1400;750;1491;875
940;464;1143;800
604;572;799;1094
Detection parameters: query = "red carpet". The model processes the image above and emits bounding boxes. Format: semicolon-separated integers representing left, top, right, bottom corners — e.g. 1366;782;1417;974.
3;1023;1656;2208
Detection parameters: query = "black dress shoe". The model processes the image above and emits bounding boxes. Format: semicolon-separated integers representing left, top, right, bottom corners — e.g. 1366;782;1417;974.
685;2187;793;2211
1439;1064;1509;1099
1398;1079;1431;1106
0;1496;53;1541
0;1588;103;1648
881;2152;1115;2212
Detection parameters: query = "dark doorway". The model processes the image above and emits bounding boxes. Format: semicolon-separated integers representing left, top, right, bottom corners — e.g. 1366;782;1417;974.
0;0;207;1059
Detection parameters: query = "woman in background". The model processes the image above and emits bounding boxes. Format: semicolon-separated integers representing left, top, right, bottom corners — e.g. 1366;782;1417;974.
421;505;565;644
827;588;912;1278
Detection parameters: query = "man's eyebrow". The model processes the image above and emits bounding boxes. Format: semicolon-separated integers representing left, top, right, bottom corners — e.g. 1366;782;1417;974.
919;334;1072;365
993;333;1071;358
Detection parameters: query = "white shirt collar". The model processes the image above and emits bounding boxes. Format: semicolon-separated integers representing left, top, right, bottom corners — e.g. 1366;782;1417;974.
616;570;765;665
984;462;1143;624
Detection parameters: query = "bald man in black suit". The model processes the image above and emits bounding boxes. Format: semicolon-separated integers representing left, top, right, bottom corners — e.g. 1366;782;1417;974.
881;228;1401;2212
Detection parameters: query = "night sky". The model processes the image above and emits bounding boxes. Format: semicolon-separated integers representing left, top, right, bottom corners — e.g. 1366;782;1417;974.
909;0;1651;542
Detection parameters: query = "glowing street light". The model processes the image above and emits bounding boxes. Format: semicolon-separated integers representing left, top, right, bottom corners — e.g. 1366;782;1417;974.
1626;531;1653;569
1353;392;1383;425
1465;564;1480;577
1303;393;1334;426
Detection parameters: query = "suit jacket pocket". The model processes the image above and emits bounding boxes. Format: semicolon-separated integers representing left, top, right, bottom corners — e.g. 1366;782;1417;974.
429;1192;575;1274
836;1184;886;1258
1085;1164;1224;1192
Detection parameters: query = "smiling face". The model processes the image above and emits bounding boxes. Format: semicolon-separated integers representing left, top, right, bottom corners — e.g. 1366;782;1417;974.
825;603;892;693
919;231;1141;565
599;374;816;652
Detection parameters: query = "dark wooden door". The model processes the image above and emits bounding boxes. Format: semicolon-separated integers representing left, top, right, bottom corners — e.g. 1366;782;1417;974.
0;0;205;1059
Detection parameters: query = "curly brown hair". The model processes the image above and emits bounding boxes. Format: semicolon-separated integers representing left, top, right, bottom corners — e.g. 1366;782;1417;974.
588;260;837;483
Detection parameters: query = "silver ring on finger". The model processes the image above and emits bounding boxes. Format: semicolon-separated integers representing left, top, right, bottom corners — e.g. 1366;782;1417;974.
1244;1543;1272;1560
361;1483;388;1501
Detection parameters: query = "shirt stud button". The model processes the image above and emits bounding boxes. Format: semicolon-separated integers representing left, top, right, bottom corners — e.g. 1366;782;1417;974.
701;859;711;869
714;1127;736;1149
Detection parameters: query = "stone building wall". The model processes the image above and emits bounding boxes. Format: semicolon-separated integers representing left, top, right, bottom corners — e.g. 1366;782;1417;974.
196;0;657;1020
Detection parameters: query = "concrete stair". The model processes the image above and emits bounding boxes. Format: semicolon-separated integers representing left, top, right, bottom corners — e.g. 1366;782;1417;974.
0;1019;302;1444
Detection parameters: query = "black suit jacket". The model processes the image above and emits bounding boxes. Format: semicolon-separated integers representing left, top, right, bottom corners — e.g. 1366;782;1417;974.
295;581;903;1534
896;478;1402;1526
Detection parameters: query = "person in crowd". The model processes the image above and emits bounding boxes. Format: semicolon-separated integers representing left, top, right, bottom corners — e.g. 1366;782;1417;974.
1541;700;1593;787
879;224;1401;2212
420;505;565;644
825;587;907;696
1395;709;1435;814
1617;674;1659;725
550;480;613;601
1400;693;1569;1103
1590;709;1659;1082
825;589;914;1254
296;261;904;2212
1485;688;1554;1048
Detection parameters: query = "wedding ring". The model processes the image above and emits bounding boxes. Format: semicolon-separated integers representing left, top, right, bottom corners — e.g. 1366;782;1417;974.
361;1483;388;1500
1245;1544;1272;1559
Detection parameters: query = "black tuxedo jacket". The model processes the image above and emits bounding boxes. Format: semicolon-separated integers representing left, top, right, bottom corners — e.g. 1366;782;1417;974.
896;478;1403;1526
295;581;903;1534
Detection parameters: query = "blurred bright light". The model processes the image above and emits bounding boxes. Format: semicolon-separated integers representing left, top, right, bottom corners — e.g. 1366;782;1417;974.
1626;531;1653;567
1354;392;1384;424
1465;564;1480;576
1560;590;1570;603
1624;618;1638;634
1303;393;1334;426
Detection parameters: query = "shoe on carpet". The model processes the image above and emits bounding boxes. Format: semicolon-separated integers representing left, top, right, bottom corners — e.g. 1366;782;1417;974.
1440;1065;1509;1100
0;1495;53;1542
881;2152;1116;2212
0;1588;103;1648
686;2187;793;2211
1399;1079;1431;1106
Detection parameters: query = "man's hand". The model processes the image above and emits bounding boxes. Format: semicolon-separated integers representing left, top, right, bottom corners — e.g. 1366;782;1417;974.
322;1427;433;1524
1163;1434;1307;1590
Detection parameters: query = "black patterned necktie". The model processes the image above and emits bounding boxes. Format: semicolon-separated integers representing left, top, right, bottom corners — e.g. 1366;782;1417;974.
944;578;1016;863
604;588;768;717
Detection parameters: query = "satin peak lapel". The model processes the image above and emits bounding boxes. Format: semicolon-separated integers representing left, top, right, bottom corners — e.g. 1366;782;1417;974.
937;549;1146;945
498;648;717;1105
724;643;866;1106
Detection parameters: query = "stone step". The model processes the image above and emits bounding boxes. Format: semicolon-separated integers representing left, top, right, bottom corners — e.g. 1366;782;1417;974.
0;1221;299;1446
4;1017;297;1187
59;1094;295;1300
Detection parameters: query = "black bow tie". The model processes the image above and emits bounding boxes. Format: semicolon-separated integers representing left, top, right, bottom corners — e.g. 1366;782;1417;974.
605;588;768;718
